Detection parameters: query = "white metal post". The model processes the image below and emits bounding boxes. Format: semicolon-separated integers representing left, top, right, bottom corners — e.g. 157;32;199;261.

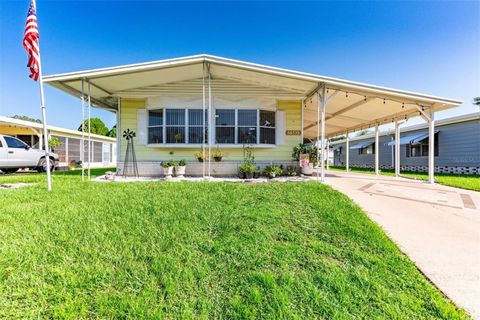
300;99;304;143
207;63;212;178
320;85;326;182
81;79;85;181
87;81;91;181
33;0;52;191
316;90;320;179
375;124;379;175
326;139;330;170
346;132;350;171
116;97;121;174
202;62;206;178
395;121;400;177
428;107;435;184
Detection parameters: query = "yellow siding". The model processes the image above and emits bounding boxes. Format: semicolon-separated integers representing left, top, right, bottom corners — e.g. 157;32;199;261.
0;125;36;136
119;99;302;161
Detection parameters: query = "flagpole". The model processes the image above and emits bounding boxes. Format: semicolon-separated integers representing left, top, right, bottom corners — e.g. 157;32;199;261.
33;0;52;191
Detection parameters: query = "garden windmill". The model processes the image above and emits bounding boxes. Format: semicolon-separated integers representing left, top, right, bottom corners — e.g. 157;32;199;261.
122;129;139;178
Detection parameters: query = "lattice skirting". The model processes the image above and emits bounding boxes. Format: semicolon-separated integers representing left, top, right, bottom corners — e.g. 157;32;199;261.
335;164;480;175
117;161;299;177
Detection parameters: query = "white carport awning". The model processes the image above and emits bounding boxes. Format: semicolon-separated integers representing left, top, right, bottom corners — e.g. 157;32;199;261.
43;54;462;138
350;141;374;149
387;131;439;146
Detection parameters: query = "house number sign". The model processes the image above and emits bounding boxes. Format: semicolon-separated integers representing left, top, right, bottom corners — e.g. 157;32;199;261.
286;130;301;136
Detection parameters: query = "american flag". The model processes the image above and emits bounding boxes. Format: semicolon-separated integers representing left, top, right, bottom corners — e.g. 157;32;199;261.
23;0;40;81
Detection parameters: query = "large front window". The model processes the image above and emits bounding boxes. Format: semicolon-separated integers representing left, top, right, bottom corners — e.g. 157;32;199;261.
148;108;276;145
215;109;235;144
237;110;257;144
166;109;185;143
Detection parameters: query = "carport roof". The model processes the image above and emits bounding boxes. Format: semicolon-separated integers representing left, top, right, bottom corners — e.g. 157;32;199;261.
43;54;462;138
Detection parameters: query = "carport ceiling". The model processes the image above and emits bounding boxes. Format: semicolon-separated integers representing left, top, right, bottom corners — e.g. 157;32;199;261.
43;54;462;138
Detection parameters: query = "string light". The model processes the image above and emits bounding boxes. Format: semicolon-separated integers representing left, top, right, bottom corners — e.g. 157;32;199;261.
346;92;349;98
383;99;386;104
364;96;367;102
402;103;404;109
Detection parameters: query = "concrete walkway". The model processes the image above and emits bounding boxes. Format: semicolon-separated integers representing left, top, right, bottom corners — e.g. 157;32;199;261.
323;170;480;318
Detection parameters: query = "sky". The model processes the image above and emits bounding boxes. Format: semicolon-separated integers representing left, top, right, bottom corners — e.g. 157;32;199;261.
0;0;479;132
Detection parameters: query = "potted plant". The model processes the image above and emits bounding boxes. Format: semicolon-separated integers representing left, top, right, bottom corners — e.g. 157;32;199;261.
160;160;174;177
194;150;206;162
292;143;318;176
286;166;297;177
264;164;283;178
254;166;261;179
175;159;187;177
239;163;255;179
212;147;224;162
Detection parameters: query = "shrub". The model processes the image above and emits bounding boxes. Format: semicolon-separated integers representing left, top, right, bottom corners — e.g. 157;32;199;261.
264;164;283;178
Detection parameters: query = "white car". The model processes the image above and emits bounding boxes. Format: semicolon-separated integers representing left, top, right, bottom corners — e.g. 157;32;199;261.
0;135;59;174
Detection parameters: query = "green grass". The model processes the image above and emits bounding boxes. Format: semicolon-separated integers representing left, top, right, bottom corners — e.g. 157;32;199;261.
0;169;469;319
330;166;480;192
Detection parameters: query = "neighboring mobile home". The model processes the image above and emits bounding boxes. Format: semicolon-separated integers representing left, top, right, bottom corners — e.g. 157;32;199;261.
0;115;116;168
43;54;462;180
330;113;480;175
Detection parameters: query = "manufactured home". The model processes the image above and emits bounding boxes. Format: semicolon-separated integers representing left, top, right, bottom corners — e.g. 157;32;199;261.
330;113;480;175
0;115;116;168
43;54;462;182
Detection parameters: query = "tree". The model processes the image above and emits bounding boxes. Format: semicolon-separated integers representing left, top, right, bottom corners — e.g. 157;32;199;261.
78;118;109;136
474;97;480;107
107;125;117;138
12;115;41;123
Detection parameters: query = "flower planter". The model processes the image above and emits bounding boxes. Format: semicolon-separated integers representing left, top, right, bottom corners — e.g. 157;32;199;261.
253;172;261;179
301;164;314;176
162;166;174;177
213;156;222;162
175;166;186;177
197;158;204;163
245;172;254;179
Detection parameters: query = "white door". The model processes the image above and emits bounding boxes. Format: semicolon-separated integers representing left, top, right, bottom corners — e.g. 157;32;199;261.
0;137;8;167
3;136;38;167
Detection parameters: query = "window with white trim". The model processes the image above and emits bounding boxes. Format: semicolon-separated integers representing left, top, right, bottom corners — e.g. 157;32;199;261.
237;110;257;144
148;109;163;144
166;109;185;143
148;108;276;145
188;109;208;144
259;110;275;144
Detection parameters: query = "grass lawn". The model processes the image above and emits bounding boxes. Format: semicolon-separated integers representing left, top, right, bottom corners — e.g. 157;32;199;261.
330;166;480;192
0;169;469;319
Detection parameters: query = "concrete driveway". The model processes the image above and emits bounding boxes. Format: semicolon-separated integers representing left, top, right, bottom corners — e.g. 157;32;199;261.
323;170;480;318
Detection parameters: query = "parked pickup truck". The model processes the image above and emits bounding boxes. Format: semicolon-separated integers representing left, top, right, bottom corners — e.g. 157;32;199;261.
0;135;59;174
